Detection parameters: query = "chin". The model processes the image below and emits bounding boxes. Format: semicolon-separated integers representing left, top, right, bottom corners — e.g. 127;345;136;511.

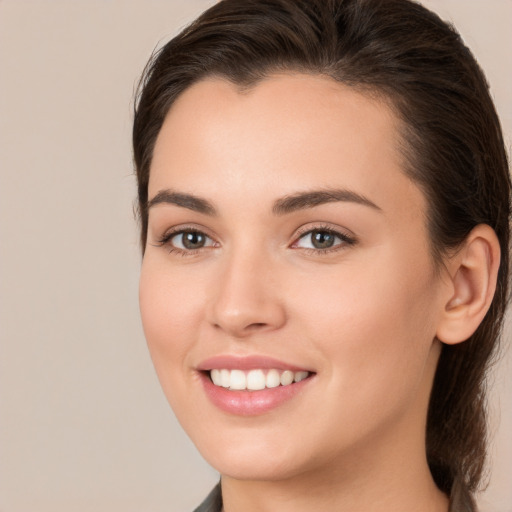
209;457;302;482
195;434;309;482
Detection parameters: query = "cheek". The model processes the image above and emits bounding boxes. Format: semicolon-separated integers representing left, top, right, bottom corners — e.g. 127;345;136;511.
138;259;213;421
139;258;204;376
290;255;439;399
294;257;436;336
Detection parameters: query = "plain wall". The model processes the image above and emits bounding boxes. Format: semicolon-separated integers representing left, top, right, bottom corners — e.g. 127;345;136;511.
0;1;510;511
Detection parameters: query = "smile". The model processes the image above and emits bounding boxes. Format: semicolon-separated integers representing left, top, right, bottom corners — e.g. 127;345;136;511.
210;369;310;391
198;356;315;415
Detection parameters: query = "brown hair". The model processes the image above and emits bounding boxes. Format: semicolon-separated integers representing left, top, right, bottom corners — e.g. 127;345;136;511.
133;0;510;506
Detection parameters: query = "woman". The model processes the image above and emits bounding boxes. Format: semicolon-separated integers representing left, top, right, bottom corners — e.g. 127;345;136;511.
133;0;510;510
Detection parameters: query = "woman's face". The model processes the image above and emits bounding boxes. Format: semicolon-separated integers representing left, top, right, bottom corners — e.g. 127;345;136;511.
139;74;449;481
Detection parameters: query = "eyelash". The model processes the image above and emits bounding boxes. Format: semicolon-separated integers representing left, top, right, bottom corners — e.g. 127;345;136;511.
154;226;217;256
291;224;357;255
154;224;357;256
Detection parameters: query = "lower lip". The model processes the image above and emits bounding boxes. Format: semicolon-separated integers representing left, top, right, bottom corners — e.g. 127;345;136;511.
199;372;313;416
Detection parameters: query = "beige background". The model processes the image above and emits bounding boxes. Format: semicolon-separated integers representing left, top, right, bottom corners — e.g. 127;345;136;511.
0;1;510;511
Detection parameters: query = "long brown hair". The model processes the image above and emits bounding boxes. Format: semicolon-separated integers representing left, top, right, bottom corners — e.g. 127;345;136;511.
133;0;510;506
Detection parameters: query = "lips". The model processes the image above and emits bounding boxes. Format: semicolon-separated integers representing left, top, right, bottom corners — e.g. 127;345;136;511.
197;355;314;415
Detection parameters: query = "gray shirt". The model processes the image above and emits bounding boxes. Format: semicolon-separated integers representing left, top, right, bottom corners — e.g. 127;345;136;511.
193;483;475;512
193;484;222;512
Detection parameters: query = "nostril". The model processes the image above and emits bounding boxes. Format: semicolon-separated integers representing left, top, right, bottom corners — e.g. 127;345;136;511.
248;322;267;330
212;321;269;336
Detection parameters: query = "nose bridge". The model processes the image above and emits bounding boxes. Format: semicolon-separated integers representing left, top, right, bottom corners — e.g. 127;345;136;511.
208;238;286;337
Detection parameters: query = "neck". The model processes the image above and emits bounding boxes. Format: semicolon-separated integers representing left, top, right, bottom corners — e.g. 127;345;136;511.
220;418;449;512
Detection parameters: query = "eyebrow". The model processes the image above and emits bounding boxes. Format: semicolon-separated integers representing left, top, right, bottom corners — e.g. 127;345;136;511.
147;187;381;216
147;189;217;216
272;189;381;215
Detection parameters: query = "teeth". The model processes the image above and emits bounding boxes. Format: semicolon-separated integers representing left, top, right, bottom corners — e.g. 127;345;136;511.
294;371;309;382
266;369;281;388
209;369;310;391
230;370;246;390
246;369;266;390
280;370;294;386
220;369;230;388
211;369;221;386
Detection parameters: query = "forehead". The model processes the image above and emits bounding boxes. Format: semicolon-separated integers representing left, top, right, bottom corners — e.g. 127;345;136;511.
149;73;425;223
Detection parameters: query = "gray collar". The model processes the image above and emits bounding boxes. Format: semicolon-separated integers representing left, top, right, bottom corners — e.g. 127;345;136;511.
193;483;222;512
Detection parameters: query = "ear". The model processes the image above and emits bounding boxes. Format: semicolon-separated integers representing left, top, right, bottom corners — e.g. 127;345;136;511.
436;224;501;345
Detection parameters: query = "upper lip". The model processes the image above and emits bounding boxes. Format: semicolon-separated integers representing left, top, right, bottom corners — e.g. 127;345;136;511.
197;355;312;372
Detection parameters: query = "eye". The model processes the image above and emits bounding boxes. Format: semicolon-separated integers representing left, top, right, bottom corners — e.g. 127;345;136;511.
156;228;217;253
172;230;213;250
293;228;355;251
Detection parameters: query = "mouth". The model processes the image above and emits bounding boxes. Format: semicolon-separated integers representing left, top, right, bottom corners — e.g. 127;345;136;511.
197;356;315;415
208;368;311;391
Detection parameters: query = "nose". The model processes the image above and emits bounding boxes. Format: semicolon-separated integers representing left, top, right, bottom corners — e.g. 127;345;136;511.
207;248;287;338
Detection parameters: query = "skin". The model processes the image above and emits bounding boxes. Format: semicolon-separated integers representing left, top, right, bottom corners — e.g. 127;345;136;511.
139;74;454;511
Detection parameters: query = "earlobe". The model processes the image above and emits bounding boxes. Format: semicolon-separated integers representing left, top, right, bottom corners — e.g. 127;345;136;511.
436;224;500;345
